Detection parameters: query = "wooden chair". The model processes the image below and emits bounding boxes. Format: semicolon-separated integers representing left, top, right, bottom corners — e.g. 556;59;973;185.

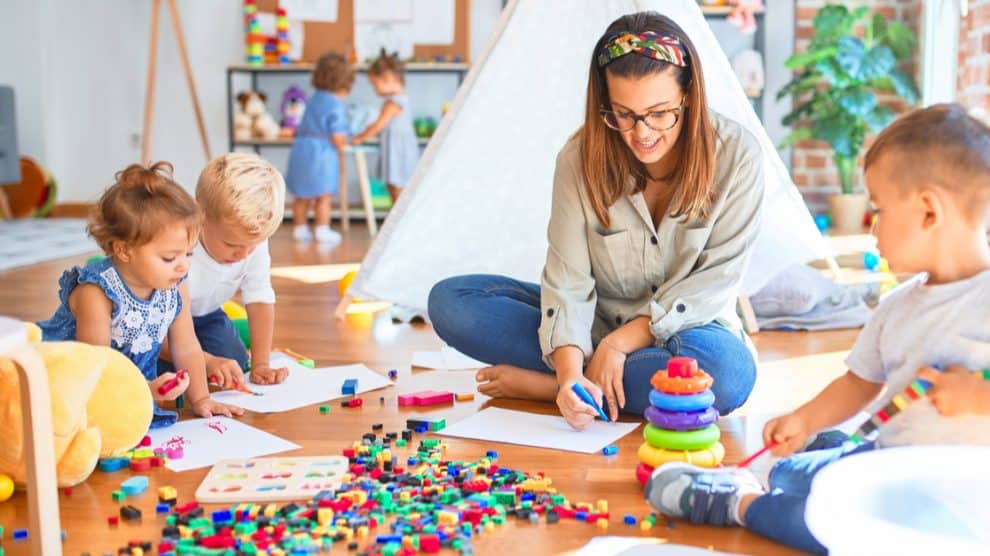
0;317;62;555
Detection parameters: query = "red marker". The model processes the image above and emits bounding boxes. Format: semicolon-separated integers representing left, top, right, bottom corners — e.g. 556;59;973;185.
157;369;188;396
736;440;779;469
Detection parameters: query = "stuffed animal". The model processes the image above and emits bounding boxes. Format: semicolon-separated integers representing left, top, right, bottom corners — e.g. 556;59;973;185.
0;325;153;487
234;91;280;141
279;86;308;137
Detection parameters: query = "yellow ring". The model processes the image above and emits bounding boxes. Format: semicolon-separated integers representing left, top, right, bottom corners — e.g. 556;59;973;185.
637;441;725;468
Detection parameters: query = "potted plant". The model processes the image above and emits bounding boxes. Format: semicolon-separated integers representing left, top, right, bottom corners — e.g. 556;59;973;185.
778;4;920;233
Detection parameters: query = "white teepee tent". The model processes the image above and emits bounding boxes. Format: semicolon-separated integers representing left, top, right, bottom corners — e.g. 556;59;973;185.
350;0;829;311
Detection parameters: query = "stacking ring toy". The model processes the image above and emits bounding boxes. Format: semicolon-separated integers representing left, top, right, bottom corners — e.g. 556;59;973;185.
644;406;719;431
637;441;725;468
648;389;715;412
635;462;654;486
644;423;720;451
650;357;713;394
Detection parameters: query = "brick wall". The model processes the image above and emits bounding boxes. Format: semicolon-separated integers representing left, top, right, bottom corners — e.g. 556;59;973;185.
790;1;922;211
958;0;990;110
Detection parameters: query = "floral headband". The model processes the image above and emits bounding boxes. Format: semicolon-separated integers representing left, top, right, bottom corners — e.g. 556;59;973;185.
597;31;688;68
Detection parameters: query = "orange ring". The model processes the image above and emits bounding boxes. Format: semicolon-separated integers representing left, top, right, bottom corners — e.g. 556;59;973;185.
650;367;713;394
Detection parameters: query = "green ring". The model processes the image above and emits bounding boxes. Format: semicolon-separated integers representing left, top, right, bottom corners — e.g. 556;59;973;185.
643;423;720;451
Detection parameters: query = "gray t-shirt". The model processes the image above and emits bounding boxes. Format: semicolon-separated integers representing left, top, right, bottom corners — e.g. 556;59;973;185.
846;269;990;447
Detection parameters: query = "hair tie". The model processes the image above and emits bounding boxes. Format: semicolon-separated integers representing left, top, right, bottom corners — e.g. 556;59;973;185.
598;32;688;68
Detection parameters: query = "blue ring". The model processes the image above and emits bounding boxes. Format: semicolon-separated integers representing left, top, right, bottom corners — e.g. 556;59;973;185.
648;388;715;412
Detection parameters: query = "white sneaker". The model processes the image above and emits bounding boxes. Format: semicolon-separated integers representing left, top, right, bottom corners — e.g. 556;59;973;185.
293;225;312;241
314;226;341;245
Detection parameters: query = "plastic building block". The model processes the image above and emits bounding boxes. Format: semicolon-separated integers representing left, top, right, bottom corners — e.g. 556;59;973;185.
597;518;608;528
120;505;142;521
388;369;399;379
158;486;177;502
623;514;637;525
372;423;384;430
342;378;358;396
319;405;330;414
156;503;171;514
112;490;127;502
98;457;128;472
602;445;618;456
12;528;27;541
456;393;475;402
546;510;560;524
121;476;149;496
107;515;119;526
486;450;498;460
129;458;151;472
398;390;454;407
429;419;446;431
212;509;234;524
344;398;363;408
62;486;72;496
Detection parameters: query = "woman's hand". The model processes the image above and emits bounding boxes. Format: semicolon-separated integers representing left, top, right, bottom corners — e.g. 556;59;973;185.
150;371;189;402
585;339;627;420
763;411;812;458
205;354;247;389
191;397;245;419
556;376;604;431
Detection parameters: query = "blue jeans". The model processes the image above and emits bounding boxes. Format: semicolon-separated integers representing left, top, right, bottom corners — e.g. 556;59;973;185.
427;274;757;417
158;308;249;374
745;439;876;554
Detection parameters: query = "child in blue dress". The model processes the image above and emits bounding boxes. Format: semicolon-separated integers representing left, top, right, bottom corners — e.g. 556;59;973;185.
285;51;355;244
352;49;420;203
38;162;244;427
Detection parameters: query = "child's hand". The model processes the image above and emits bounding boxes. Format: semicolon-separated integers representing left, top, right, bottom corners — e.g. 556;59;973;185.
150;371;190;401
205;354;247;389
191;396;245;419
250;363;289;385
763;411;812;458
918;365;990;416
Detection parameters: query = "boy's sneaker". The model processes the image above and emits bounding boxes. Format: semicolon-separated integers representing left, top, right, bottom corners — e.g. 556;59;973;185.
293;225;312;241
314;226;341;245
644;462;764;526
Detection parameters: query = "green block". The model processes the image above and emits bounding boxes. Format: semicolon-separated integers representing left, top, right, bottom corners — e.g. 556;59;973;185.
551;494;566;505
492;514;505;525
383;542;402;556
494;491;515;505
422;439;440;448
395;439;407;447
319;405;330;414
423;524;437;534
429;419;446;431
111;490;126;502
451;539;464;550
234;521;258;535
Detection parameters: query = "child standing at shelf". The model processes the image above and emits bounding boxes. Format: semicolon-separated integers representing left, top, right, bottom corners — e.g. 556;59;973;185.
285;51;354;244
351;49;420;203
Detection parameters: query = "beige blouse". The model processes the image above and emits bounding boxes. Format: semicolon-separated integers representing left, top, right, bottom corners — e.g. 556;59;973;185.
538;111;764;368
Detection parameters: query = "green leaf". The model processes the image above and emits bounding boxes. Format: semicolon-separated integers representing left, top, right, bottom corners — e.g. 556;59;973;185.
870;13;888;42
816;59;849;88
813;5;853;41
883;21;917;60
779;127;813;150
835;37;867;80
851;6;870;22
837;88;877;116
814;117;857;158
782;100;815;126
776;73;822;100
865;105;895;131
862;45;896;80
785;46;838;70
887;69;920;105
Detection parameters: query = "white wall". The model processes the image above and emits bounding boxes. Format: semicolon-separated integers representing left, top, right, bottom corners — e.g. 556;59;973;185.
0;0;502;202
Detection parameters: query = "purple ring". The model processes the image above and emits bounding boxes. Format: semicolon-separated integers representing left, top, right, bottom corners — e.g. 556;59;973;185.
644;406;719;431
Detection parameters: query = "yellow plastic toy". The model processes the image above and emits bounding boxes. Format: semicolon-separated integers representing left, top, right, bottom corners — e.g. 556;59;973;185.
637;441;725;468
0;472;13;502
0;324;153;487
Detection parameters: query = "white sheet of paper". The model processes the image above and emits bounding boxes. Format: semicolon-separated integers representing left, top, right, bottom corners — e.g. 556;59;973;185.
576;537;743;556
147;417;300;472
288;19;305;61
411;346;486;370
280;0;338;22
412;0;454;44
354;22;414;62
210;353;393;413
354;0;412;22
438;407;639;454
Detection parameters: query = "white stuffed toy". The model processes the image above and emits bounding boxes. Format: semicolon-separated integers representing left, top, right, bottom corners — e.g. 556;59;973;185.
234;91;280;141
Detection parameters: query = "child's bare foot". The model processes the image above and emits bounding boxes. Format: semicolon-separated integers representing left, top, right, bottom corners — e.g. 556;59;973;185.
475;365;557;401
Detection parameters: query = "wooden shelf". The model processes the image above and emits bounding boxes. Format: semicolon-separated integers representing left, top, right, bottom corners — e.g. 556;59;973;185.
233;137;430;147
228;62;470;73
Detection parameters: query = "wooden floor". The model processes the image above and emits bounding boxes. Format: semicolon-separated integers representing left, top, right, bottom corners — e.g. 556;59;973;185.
0;222;859;555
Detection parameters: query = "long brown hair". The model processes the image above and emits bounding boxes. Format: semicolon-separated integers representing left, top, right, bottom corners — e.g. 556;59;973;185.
580;12;716;227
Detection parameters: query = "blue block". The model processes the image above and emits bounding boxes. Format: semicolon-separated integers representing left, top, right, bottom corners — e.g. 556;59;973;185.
342;378;358;396
575;511;588;521
623;514;637;525
485;450;498;459
156;503;172;514
414;425;427;433
13;528;27;541
520;492;535;502
121;475;149;496
212;509;233;524
98;458;128;472
602;445;618;456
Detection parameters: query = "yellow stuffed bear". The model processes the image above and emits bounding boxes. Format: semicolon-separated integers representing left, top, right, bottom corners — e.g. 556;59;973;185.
0;325;153;487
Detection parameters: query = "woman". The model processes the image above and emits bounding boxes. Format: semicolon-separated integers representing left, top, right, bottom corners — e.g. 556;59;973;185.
428;12;763;429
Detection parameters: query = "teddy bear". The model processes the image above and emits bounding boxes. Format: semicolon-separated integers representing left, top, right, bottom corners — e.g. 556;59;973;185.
0;325;153;487
234;91;280;141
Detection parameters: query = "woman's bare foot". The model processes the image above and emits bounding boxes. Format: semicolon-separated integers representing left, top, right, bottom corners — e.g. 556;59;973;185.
475;365;557;401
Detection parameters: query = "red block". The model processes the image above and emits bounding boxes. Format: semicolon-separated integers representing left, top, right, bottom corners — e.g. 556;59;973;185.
129;458;151;472
107;516;119;526
397;393;417;406
200;535;236;549
175;502;200;515
419;534;441;553
343;448;356;458
370;468;382;480
158;541;174;552
149;457;164;468
415;391;454;406
345;398;364;408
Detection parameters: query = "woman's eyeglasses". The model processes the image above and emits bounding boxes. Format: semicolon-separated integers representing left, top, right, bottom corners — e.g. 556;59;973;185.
600;96;685;132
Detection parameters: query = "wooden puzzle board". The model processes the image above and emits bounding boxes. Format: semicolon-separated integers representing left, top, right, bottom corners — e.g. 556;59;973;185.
195;456;349;504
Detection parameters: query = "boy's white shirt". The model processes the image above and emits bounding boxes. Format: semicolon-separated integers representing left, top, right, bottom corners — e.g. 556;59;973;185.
187;240;276;317
845;269;990;447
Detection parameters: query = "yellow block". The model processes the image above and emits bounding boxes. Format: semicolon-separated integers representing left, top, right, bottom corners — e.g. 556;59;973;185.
357;525;369;538
318;508;334;526
597;500;608;513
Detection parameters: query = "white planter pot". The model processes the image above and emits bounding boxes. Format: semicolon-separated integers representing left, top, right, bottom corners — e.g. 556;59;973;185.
827;193;868;235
